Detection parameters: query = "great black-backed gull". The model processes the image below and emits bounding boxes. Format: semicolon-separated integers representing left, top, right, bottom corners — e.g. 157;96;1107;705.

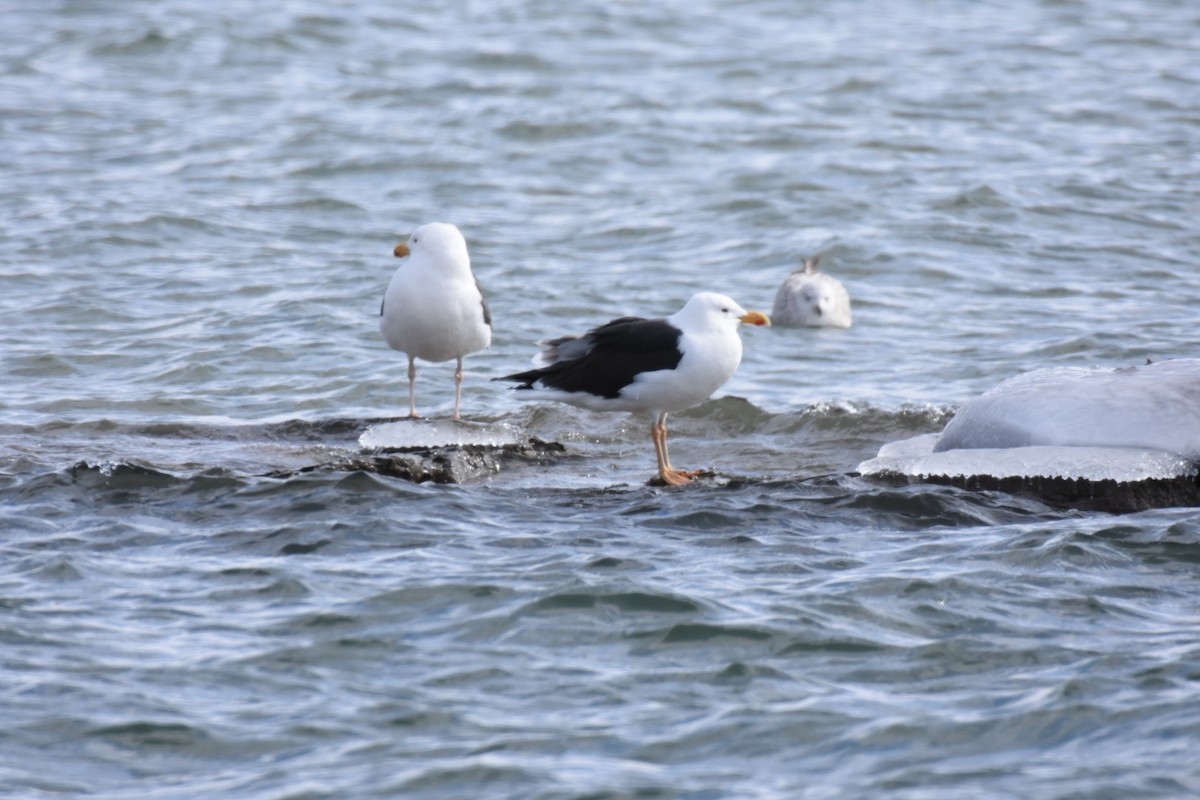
498;292;770;485
380;222;492;420
771;255;852;328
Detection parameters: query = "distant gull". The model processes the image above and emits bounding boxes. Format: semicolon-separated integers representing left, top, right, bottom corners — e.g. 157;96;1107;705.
380;222;492;420
771;255;852;328
497;292;770;485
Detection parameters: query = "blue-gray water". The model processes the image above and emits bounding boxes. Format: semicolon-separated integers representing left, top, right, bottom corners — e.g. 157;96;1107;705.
3;1;1200;797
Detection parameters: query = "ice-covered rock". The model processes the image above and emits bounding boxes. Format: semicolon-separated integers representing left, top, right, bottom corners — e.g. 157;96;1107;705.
858;360;1200;511
934;359;1200;459
350;419;561;483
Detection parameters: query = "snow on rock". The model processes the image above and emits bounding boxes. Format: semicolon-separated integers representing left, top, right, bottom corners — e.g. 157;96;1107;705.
934;359;1200;460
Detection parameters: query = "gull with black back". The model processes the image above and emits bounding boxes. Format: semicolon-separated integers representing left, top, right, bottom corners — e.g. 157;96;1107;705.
498;292;769;485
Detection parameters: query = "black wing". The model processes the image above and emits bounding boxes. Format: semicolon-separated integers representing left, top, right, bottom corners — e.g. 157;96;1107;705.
500;317;682;399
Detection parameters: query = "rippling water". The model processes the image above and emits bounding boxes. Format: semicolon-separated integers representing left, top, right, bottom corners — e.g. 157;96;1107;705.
3;1;1200;797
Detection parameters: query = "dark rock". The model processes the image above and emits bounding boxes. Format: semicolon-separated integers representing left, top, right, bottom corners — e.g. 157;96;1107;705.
342;437;567;484
866;470;1200;514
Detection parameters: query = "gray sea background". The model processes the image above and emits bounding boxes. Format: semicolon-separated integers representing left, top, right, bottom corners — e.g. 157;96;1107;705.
2;1;1200;797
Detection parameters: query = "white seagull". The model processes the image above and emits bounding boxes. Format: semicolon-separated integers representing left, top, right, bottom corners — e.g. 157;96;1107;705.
771;255;852;328
498;292;770;485
380;222;492;420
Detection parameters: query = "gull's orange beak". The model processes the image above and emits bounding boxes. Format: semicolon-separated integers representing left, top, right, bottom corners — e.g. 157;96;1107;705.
393;242;410;258
740;310;770;326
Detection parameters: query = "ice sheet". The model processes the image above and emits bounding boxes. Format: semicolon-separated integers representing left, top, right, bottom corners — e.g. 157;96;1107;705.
358;420;522;450
859;437;1196;482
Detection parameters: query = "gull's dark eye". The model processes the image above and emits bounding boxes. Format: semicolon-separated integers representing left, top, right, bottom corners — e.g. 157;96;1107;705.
721;307;730;313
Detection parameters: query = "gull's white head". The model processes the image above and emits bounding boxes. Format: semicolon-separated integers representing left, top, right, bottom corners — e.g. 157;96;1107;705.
673;292;771;330
393;222;471;271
